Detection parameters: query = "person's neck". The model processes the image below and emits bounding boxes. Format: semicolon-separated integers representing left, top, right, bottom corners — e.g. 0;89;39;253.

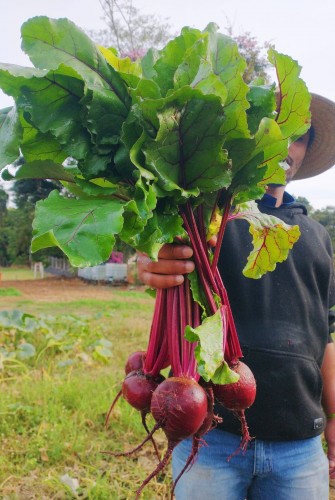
265;185;286;207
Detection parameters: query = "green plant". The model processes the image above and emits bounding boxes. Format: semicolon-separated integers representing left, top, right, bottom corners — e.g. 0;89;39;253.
0;18;311;496
0;287;21;296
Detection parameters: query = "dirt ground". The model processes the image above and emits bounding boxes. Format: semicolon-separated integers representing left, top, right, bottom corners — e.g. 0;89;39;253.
0;276;144;305
1;276;335;497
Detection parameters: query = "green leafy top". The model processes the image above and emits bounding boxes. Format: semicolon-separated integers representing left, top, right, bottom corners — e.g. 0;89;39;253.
0;17;311;269
185;308;240;384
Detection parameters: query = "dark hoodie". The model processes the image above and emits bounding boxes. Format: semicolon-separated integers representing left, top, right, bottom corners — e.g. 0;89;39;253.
216;197;335;440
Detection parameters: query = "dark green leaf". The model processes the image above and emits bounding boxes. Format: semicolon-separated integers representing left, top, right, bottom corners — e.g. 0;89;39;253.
21;126;67;164
73;177;119;197
31;190;128;267
21;16;130;112
142;89;231;195
0;63;91;160
247;84;276;134
85;87;128;151
130;209;184;259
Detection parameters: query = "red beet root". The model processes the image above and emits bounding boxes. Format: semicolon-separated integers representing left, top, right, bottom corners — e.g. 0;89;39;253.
135;377;208;498
105;369;164;461
122;370;161;413
151;377;208;441
212;361;256;411
170;386;221;499
213;361;256;454
125;350;146;374
105;351;147;427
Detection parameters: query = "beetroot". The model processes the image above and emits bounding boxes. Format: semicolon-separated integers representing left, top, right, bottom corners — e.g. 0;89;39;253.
125;350;146;374
105;351;147;428
104;370;164;461
135;376;208;498
170;385;221;499
104;348;163;460
151;377;208;441
213;361;256;453
212;361;256;411
122;370;164;459
122;370;160;412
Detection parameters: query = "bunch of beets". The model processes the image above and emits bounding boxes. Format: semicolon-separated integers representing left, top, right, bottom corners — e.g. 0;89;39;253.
105;199;256;498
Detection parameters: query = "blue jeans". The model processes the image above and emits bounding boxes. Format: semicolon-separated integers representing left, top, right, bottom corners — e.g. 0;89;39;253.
172;428;329;500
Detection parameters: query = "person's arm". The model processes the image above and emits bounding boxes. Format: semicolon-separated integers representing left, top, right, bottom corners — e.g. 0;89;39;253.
321;340;335;479
137;243;195;289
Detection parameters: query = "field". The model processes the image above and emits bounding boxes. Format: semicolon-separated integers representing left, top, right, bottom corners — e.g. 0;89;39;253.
0;275;170;499
0;273;334;499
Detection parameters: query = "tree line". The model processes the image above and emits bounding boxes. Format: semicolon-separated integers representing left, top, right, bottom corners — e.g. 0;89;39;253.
0;180;64;266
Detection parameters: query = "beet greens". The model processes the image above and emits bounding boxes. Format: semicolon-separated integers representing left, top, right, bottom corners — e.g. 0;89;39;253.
0;17;312;497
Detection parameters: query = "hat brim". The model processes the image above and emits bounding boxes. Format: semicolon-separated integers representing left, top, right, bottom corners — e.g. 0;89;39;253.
293;93;335;180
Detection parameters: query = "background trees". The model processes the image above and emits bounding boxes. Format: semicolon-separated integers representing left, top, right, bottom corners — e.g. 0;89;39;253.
11;179;59;210
296;196;335;249
0;179;62;266
225;26;271;84
90;0;172;59
312;206;335;249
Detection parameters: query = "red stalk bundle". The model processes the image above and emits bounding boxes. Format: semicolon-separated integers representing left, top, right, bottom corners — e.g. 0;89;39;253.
135;277;211;498
179;200;255;446
106;198;256;498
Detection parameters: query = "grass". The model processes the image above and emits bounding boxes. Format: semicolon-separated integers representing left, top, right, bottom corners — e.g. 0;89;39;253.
0;288;171;499
0;279;333;499
0;287;21;296
0;266;46;281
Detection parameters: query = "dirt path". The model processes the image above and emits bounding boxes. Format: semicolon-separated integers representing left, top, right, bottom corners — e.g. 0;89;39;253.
0;276;144;304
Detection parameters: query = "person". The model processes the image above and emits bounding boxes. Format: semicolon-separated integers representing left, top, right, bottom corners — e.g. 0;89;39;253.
137;93;335;500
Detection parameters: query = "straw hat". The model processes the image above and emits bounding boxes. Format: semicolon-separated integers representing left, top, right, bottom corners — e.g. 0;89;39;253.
294;93;335;180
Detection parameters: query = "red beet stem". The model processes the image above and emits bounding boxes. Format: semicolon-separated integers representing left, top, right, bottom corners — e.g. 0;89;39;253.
141;411;161;462
180;202;243;361
104;388;122;428
102;421;161;458
227;410;253;461
144;289;170;376
168;287;183;376
135;445;175;499
214;269;243;360
211;194;232;271
170;435;202;499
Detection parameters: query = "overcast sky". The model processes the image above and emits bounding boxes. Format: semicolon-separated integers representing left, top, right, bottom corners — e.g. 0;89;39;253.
0;0;334;208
